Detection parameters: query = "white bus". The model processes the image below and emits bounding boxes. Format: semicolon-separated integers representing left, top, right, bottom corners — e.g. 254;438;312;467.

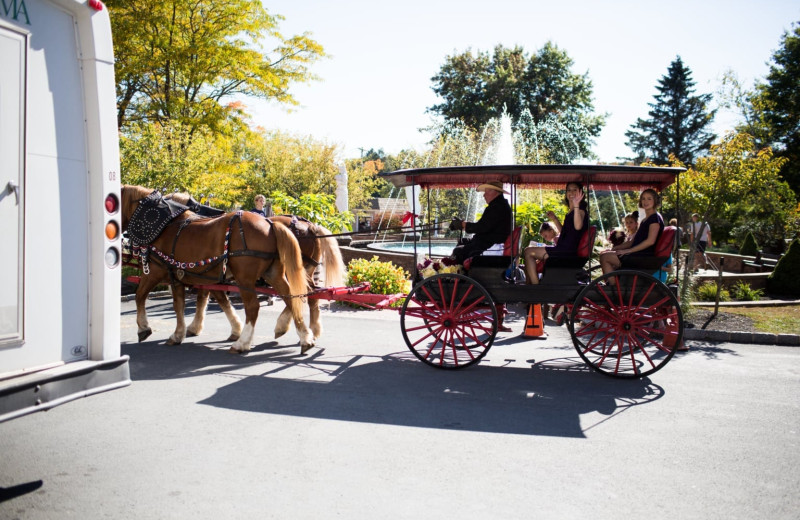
0;0;130;422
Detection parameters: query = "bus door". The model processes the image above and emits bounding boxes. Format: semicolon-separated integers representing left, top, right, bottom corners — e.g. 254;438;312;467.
0;24;25;346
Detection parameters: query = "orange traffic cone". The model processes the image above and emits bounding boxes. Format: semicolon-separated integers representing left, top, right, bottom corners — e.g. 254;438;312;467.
523;304;546;338
662;320;687;350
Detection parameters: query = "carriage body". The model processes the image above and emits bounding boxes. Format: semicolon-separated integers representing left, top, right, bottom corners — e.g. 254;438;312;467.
379;165;686;378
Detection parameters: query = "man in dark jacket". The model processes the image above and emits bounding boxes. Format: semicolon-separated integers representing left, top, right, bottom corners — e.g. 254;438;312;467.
449;181;513;264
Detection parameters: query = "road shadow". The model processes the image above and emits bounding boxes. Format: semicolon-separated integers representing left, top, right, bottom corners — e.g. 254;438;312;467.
121;339;665;438
122;298;666;438
0;480;43;503
195;355;662;438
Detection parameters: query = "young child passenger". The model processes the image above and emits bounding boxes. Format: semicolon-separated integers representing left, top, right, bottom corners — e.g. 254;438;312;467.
539;221;558;245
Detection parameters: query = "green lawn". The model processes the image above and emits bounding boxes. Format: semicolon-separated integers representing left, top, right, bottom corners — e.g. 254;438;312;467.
724;305;800;335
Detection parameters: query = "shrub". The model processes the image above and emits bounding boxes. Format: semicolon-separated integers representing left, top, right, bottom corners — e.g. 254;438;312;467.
739;232;759;257
731;280;764;301
766;239;800;296
346;256;411;297
695;281;731;302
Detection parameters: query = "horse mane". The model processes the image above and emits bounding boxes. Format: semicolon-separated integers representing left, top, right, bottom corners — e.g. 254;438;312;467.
121;184;155;231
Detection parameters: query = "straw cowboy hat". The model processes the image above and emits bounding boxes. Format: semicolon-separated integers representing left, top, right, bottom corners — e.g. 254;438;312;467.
477;181;509;194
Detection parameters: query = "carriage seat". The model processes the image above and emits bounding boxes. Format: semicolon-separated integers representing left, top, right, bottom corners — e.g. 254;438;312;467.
540;225;597;271
620;226;677;272
463;226;522;270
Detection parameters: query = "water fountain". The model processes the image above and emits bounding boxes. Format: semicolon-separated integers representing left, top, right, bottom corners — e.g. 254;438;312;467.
358;107;630;260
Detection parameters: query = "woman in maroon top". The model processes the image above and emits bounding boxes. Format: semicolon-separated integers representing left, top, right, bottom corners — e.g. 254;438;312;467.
599;188;664;275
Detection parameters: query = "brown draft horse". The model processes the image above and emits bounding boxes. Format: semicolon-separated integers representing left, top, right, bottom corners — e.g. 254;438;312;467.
121;185;314;353
132;191;346;346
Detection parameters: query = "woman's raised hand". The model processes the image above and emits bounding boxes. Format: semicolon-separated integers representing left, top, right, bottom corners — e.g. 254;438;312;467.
570;190;585;208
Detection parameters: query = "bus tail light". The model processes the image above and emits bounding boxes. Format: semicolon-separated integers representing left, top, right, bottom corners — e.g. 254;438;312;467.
105;193;118;213
105;221;119;240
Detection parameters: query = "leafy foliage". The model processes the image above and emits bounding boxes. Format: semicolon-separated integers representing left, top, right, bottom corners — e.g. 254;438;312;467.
270;191;352;233
346;257;411;297
625;56;716;165
675;133;797;248
428;43;605;159
757;21;800;195
107;0;326;133
343;158;388;211
739;232;759;257
695;281;731;302
731;281;764;301
120;120;247;206
767;239;800;296
241;129;340;200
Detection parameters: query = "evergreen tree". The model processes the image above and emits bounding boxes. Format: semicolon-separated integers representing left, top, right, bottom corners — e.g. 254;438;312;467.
757;22;800;195
625;56;716;165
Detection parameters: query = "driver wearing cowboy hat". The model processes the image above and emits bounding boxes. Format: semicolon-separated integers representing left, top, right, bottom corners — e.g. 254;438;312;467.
448;181;513;264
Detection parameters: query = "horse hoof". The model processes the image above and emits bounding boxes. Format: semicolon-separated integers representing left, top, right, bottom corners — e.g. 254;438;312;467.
300;343;314;355
186;330;198;337
274;330;287;339
166;338;182;346
137;329;152;342
226;334;240;342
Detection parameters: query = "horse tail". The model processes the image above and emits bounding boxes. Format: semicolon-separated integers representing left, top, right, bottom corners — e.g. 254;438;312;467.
314;225;346;288
272;222;307;298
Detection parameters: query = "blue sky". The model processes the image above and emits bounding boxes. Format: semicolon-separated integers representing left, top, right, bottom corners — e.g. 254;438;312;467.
250;0;799;163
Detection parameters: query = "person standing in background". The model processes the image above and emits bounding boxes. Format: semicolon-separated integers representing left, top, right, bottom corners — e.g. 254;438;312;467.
250;194;273;217
690;213;711;271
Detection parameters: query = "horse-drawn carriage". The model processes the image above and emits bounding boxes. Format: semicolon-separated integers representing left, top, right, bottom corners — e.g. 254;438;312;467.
380;164;685;378
121;163;684;379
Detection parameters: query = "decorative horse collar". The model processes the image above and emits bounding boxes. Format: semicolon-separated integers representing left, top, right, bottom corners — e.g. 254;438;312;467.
128;190;189;245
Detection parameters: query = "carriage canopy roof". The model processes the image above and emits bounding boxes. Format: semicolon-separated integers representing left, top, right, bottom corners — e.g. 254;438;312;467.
379;164;684;191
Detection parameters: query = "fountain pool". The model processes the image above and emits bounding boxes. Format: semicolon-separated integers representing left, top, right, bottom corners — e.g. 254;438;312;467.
367;241;457;257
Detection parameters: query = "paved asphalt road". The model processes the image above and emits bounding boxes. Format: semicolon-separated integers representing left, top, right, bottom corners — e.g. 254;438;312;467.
2;295;798;519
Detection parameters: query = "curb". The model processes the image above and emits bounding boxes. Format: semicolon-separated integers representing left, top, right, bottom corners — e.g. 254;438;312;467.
691;299;800;308
687;299;800;345
683;328;800;346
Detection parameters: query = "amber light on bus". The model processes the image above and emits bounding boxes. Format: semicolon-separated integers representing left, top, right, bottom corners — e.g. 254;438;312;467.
105;221;119;240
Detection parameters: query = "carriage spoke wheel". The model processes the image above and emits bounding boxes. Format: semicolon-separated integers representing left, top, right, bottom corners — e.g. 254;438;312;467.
567;270;683;378
400;273;497;369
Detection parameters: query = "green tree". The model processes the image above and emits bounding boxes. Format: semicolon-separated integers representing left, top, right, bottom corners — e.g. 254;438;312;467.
718;71;773;151
757;22;800;195
241;130;340;201
107;0;326;133
678;132;796;256
270;191;352;232
625;56;716;166
428;43;605;158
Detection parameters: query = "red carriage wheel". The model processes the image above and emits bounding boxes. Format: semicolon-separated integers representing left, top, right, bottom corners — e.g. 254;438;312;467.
400;273;497;369
567;270;683;378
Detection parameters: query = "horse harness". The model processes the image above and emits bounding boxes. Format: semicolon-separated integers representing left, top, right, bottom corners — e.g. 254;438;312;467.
129;190;279;285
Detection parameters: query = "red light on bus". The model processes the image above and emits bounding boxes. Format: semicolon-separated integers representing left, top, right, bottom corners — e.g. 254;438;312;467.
89;0;104;11
105;194;118;213
105;221;119;240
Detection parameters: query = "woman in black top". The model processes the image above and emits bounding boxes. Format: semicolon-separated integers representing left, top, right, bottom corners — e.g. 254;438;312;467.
599;188;664;275
523;182;588;284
